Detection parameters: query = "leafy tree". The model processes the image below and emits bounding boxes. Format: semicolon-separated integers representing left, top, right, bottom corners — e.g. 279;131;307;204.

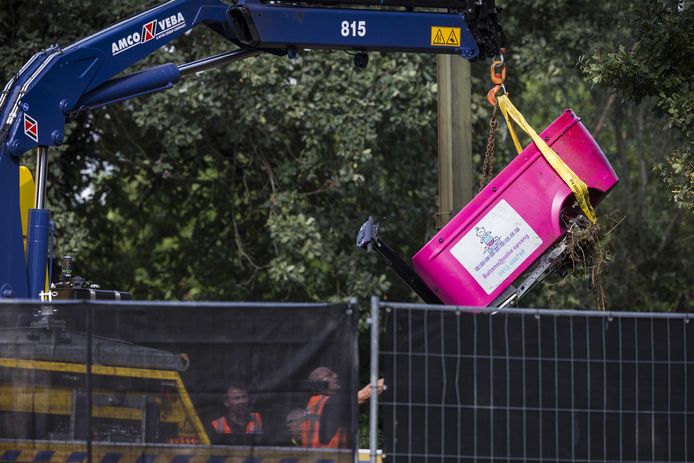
488;0;692;310
2;0;442;302
582;0;693;211
1;0;691;310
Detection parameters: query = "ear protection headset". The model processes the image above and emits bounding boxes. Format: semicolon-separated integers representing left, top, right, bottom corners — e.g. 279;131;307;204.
308;379;330;394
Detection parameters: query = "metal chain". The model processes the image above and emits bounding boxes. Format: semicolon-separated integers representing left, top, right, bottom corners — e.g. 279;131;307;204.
479;103;499;191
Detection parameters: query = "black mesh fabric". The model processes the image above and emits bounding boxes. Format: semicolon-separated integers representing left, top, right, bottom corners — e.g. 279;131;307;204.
0;300;358;463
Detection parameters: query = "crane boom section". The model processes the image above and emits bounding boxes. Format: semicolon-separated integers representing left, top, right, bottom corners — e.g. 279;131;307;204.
229;1;478;56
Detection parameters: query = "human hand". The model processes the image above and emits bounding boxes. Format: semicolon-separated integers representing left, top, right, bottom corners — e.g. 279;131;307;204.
357;378;386;404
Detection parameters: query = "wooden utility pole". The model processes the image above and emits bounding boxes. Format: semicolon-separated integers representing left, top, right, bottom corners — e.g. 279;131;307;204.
436;54;473;228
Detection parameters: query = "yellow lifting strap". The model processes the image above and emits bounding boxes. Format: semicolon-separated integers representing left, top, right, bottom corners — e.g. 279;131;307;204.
497;94;597;224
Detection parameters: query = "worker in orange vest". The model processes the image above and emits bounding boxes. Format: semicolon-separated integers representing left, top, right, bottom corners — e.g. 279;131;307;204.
210;383;263;442
301;367;384;448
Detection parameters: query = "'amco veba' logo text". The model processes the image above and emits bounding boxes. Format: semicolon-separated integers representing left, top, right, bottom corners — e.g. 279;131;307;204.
112;12;186;55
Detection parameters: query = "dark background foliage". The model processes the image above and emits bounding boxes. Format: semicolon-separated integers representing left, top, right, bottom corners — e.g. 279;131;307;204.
1;0;691;310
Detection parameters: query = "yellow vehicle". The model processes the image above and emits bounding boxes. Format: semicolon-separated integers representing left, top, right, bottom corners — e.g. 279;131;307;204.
0;358;204;445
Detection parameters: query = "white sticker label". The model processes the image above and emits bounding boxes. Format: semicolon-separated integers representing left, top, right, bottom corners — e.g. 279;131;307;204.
450;200;542;295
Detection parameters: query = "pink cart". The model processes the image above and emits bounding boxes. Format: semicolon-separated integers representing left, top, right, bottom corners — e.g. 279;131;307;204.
411;109;618;307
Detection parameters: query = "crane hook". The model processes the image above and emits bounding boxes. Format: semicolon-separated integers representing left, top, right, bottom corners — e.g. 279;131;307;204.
486;57;507;106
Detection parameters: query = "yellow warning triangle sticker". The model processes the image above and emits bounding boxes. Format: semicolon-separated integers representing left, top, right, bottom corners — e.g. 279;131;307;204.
431;26;462;47
447;29;459;46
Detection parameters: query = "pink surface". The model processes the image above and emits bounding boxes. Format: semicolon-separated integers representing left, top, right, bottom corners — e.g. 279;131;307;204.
412;109;619;306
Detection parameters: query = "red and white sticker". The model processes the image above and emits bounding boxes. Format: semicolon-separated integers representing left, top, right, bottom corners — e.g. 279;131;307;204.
142;20;157;43
23;113;38;142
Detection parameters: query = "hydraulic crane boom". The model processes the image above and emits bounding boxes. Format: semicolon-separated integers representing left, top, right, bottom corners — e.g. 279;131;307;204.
0;0;505;299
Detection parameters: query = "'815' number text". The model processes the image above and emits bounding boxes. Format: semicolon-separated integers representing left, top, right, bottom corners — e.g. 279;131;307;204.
341;20;366;37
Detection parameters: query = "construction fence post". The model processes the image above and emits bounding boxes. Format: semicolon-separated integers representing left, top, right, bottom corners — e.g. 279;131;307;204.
369;295;380;463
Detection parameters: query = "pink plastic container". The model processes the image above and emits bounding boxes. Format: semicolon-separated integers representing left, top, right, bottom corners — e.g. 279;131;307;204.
412;109;618;307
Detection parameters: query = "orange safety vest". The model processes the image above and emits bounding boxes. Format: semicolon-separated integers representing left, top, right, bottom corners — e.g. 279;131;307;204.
300;394;348;449
211;412;263;434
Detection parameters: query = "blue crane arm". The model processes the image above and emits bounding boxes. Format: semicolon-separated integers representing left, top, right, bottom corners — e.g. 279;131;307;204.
0;0;505;299
0;0;239;155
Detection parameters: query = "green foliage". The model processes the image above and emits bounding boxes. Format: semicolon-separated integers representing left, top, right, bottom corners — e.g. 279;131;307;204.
581;1;694;211
1;0;443;302
1;0;691;310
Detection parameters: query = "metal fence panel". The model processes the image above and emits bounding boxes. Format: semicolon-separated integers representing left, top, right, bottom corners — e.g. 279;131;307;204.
378;302;692;463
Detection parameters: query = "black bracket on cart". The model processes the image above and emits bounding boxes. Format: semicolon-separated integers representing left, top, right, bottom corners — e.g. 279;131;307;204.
356;217;443;305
